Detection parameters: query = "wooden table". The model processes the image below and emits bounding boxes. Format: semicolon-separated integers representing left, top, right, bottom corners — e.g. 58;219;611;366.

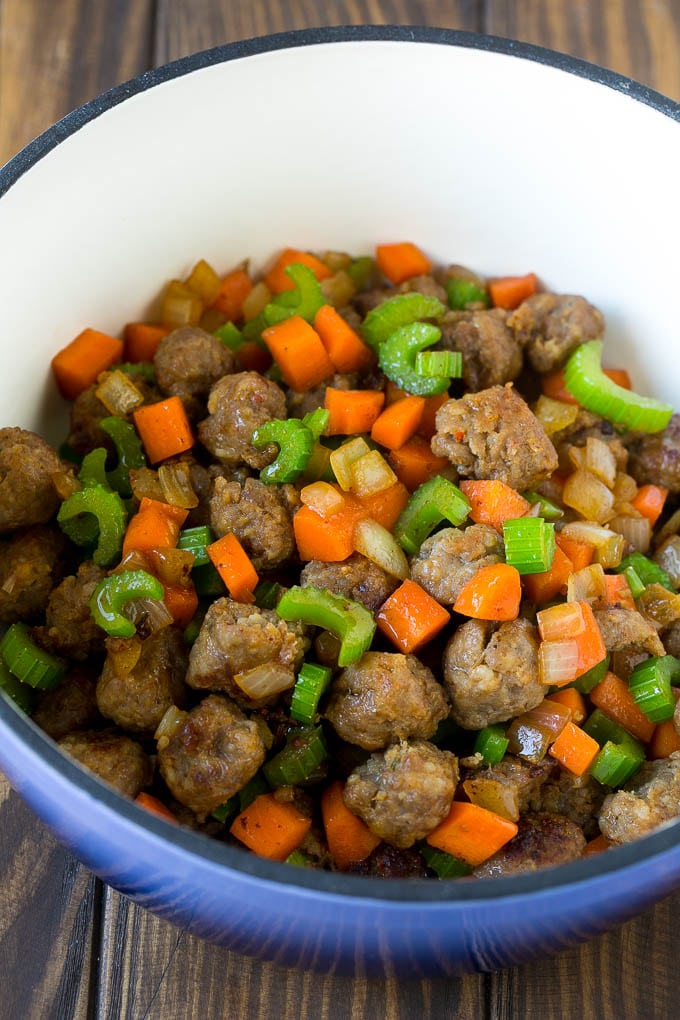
1;2;680;1016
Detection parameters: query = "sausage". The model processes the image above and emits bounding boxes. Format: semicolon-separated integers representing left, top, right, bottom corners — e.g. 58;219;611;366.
197;371;287;469
0;525;68;623
300;552;399;612
343;740;458;848
209;475;299;572
58;729;152;798
409;523;504;605
443;617;546;729
598;753;680;844
33;560;107;661
346;843;428;878
431;384;558;492
32;668;101;741
473;812;586;878
153;326;235;420
461;756;556;822
593;606;666;658
157;694;266;818
186;597;308;705
627;414;680;494
96;627;189;735
0;428;66;531
324;651;450;750
439;308;523;390
534;770;606;840
507;293;604;373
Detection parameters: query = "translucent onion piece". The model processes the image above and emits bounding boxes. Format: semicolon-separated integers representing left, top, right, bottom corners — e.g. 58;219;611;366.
106;635;143;678
562;469;614;523
329;437;371;491
538;639;580;686
115;548;151;574
560;521;625;568
51;468;79;501
300;481;346;518
612;472;638;505
584;437;617;489
321;251;352;271
654;536;680;588
637;584;680;628
528;698;572;736
233;663;295;700
147;547;195;587
349;450;398;498
567;563;607;604
161;279;203;327
122;596;173;635
353;517;410;580
534;395;579;436
320;269;355;308
96;369;145;416
537;601;585;641
505;718;554;763
129;467;165;503
154;704;188;749
242;280;271;321
462;775;522;822
186;258;221;305
608;514;652;554
158;461;199;509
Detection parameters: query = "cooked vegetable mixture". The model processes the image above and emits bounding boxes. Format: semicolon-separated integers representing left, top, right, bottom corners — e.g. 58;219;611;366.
2;241;680;880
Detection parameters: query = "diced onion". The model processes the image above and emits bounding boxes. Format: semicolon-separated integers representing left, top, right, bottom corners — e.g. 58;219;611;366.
612;472;638;505
584;437;617;488
534;395;579;435
123;596;173;635
161;279;203;327
608;514;652;554
158;461;199;509
528;697;572;736
242;280;271;321
353;517;410;579
329;437;371;491
654;537;680;588
107;635;143;678
129;467;165;503
562;469;614;523
567;563;606;604
320;269;356;308
505;718;554;762
147;547;194;587
560;521;625;568
637;584;680;628
539;639;580;686
349;450;398;498
154;705;189;748
186;258;221;305
537;601;585;641
233;664;296;701
50;468;80;501
96;369;145;416
300;481;346;518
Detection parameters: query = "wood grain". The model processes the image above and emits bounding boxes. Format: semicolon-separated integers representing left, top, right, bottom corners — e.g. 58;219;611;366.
2;1;680;1018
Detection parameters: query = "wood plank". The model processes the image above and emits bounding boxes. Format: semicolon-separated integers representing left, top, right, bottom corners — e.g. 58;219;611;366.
0;0;155;164
484;0;680;100
0;776;98;1020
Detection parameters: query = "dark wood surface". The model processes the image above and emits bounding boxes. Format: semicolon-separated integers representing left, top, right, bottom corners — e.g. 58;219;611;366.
1;2;680;1016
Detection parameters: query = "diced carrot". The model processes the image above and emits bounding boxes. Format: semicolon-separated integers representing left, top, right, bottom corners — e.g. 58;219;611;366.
630;484;668;526
52;327;124;400
459;479;531;532
293;501;366;562
603;368;632;390
375;242;431;285
163;582;199;629
555;533;594;572
648;719;680;759
546;687;587;725
376;579;450;653
313;304;375;373
488;273;538;310
324;388;385;435
543;367;632;405
262;315;335;392
387;436;451;493
235;340;272;374
574;601;607;678
135;792;178;824
417;392;450;439
230;793;312;861
453;563;522;622
548;721;601;776
602;573;636;610
357;481;410;530
589;671;656;742
426;800;518;867
211;266;253;320
370;395;426;451
122;497;189;556
582;833;613;857
265;248;332;294
522;545;574;605
123;322;171;362
133;396;195;464
320;781;381;869
207;533;259;603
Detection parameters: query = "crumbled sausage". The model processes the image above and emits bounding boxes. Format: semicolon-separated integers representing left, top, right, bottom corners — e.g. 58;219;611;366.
209;476;299;572
58;729;152;797
344;740;458;848
0;428;66;531
409;524;504;605
32;668;101;741
287;372;359;420
346;843;428;878
534;770;606;840
473;812;586;878
598;754;680;844
431;384;558;491
153;326;235;419
96;628;189;735
443;618;546;729
439;308;523;390
300;553;399;612
33;560;107;661
627;414;680;494
197;371;287;469
461;756;556;822
158;694;266;818
507;293;604;373
593;606;666;658
0;526;68;623
324;651;449;750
